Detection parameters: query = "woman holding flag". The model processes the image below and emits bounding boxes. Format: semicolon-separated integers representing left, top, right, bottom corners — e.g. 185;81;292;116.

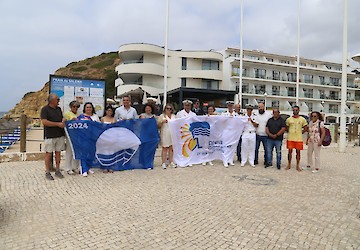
158;104;176;169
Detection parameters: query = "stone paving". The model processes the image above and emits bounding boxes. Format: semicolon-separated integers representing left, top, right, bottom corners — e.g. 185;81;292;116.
0;146;359;249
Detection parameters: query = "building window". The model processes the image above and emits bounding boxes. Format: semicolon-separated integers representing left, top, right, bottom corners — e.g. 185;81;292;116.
271;100;279;108
201;80;219;90
300;63;306;66
280;60;290;64
249;55;260;60
319;90;325;99
310;64;318;68
182;57;187;70
329;104;339;113
242;83;249;93
241;98;249;108
306;102;313;112
202;60;219;70
287;72;297;82
255;84;266;95
319;76;325;84
272;71;280;80
232;67;247;77
288;87;296;97
181;78;186;87
255;69;266;79
303;88;313;98
330;77;340;86
266;58;274;62
272;86;280;95
304;74;314;84
329;91;339;100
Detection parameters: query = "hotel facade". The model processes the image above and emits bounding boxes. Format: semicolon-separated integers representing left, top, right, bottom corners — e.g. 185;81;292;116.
115;43;360;123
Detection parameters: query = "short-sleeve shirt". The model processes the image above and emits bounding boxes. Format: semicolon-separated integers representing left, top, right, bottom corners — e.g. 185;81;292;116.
243;114;258;134
266;117;286;141
221;110;238;117
308;120;325;143
40;105;65;139
176;109;196;118
255;111;272;136
286;116;308;142
63;111;77;121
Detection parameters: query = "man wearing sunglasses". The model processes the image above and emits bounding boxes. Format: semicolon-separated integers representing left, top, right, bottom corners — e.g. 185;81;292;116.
285;105;308;172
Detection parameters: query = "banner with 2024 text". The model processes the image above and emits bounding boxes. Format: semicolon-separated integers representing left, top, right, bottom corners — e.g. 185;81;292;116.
169;116;247;167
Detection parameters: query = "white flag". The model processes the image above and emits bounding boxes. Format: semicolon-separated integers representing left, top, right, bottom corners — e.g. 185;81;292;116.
169;116;247;167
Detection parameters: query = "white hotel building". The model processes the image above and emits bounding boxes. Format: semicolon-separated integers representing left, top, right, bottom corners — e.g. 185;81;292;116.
115;43;360;123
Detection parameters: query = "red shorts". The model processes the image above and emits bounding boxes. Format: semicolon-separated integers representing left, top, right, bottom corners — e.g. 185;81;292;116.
287;140;303;150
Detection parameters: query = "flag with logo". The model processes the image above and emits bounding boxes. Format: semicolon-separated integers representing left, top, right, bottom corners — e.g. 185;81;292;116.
66;118;160;172
169;116;247;167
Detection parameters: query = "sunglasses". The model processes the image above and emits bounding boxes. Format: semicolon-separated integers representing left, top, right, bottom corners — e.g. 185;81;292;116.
165;107;172;110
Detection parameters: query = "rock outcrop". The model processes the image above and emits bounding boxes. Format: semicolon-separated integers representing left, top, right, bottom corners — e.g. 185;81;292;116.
5;52;120;118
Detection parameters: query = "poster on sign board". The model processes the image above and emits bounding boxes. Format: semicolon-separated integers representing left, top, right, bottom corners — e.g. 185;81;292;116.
49;75;106;117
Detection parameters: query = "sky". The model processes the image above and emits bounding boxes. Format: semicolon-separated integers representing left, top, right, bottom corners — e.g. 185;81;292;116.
0;0;359;111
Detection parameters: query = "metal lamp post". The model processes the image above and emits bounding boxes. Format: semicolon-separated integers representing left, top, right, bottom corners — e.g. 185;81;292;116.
238;0;244;106
264;92;268;110
339;0;348;152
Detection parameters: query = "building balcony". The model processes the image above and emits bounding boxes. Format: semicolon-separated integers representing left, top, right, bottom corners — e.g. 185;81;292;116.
116;63;164;77
180;70;222;81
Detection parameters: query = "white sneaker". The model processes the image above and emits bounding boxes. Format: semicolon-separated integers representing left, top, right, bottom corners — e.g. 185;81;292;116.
161;163;167;169
241;163;245;167
250;164;255;168
223;163;229;168
82;172;88;177
229;162;235;166
202;162;206;166
170;162;177;168
209;161;214;166
88;169;94;174
188;164;193;167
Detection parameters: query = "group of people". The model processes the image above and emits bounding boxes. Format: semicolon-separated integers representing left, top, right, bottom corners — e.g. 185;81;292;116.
40;94;326;181
219;101;326;173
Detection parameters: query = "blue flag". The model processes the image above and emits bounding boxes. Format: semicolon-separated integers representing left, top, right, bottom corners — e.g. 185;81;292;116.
66;118;160;172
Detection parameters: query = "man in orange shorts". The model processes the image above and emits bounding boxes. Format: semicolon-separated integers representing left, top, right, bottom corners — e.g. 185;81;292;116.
286;106;308;171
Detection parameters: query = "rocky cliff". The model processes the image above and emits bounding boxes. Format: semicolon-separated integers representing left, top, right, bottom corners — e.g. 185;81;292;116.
5;52;120;118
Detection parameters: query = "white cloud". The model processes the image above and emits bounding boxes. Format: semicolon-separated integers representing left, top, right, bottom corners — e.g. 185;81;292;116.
0;0;359;111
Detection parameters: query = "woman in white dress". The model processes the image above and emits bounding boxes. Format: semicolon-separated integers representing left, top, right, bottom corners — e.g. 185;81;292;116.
158;104;176;169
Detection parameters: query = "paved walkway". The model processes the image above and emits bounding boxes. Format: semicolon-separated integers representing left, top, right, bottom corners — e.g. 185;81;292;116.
0;147;359;249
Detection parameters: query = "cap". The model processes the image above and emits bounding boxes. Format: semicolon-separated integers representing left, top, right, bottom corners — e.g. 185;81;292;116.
146;97;157;102
245;104;254;109
226;101;234;105
182;99;193;105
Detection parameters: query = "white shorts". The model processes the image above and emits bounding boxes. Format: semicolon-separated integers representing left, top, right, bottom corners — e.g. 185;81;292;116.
44;136;65;152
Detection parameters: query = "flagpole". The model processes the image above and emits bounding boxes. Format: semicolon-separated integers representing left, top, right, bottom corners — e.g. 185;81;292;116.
238;0;244;106
163;0;169;109
295;0;301;106
339;0;348;152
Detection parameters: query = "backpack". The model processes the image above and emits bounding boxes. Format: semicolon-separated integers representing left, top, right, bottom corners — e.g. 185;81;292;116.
318;122;331;146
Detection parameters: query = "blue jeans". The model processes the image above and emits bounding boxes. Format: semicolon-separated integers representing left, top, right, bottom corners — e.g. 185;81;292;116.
255;135;268;163
266;139;282;167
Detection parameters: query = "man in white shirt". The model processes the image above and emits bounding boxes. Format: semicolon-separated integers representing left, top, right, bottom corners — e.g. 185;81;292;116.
241;104;259;167
222;101;238;117
114;95;138;121
254;102;272;167
177;100;196;118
